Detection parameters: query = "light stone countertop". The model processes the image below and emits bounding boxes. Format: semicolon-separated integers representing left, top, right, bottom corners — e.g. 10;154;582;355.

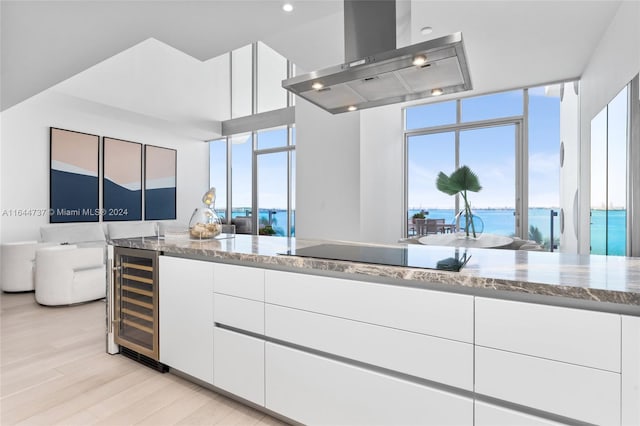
111;234;640;314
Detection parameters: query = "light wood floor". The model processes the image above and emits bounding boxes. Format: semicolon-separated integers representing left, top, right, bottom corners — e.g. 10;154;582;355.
0;292;288;426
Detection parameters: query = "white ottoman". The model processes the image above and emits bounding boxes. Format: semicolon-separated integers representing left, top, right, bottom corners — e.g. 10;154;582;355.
1;241;55;292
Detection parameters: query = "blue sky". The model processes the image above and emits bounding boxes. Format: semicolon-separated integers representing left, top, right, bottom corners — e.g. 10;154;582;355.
209;127;292;213
591;85;628;210
211;87;563;212
407;87;561;210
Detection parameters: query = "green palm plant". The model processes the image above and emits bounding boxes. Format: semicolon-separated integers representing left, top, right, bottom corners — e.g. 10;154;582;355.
436;165;482;237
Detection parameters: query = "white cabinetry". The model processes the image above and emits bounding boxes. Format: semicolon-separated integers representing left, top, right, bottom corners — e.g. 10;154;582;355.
265;270;474;342
475;401;565;426
622;315;640;426
214;293;264;334
213;263;264;301
213;328;264;406
475;297;623;426
475;346;620;425
212;263;265;406
475;297;621;371
263;270;474;424
265;303;472;390
265;343;473;426
159;256;214;384
156;257;634;426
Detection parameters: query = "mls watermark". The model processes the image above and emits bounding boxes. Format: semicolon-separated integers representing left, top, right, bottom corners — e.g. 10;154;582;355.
1;208;51;217
1;208;129;217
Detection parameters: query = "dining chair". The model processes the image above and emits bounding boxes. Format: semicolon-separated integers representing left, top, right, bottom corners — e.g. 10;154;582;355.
426;218;446;234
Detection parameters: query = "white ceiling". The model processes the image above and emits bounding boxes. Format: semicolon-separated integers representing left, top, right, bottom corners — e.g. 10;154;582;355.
407;0;621;98
0;0;343;111
1;0;623;130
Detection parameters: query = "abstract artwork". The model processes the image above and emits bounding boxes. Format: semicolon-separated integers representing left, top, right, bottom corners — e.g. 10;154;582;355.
50;127;100;223
103;137;142;221
144;145;176;220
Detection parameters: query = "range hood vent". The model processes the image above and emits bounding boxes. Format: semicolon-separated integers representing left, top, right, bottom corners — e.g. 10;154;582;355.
282;0;472;114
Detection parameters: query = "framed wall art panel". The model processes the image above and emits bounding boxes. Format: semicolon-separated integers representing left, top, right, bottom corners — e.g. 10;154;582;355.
50;127;100;223
144;145;177;220
103;137;143;221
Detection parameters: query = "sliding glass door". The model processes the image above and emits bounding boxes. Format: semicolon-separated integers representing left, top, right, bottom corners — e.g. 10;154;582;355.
459;124;517;236
406;121;520;238
256;151;292;236
255;126;295;237
590;85;628;256
406;132;455;233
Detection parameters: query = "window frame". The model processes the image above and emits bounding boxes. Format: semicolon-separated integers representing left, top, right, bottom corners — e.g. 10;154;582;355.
210;42;296;237
403;113;526;239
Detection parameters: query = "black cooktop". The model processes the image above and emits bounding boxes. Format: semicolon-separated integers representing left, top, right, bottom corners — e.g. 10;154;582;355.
281;243;470;272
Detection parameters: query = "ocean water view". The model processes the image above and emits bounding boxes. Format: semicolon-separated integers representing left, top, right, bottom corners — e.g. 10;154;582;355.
590;209;626;256
409;208;627;255
217;208;295;236
219;207;626;256
409;208;558;243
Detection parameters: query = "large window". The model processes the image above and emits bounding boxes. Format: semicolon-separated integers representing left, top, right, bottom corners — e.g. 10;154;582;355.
405;87;562;249
590;85;629;256
405;101;456;130
257;125;287;150
461;90;522;122
407;132;455;214
256;126;295;236
231;133;252;218
209;42;296;236
460;124;518;235
528;85;561;250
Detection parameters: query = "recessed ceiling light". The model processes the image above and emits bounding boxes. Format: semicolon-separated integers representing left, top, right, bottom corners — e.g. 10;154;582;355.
282;3;293;12
420;26;433;35
347;106;357;112
311;82;324;90
431;88;444;96
412;55;427;66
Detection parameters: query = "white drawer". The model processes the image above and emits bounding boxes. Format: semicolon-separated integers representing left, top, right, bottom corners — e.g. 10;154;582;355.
475;401;565;426
265;304;473;390
265;342;473;426
475;297;621;372
213;327;264;406
475;346;621;425
265;270;473;342
622;315;640;426
214;293;264;334
213;263;264;301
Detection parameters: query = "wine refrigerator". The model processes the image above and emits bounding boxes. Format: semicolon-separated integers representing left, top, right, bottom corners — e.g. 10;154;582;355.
110;246;166;370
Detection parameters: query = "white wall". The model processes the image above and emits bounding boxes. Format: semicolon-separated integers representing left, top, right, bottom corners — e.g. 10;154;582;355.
295;99;405;245
579;0;640;254
360;104;404;244
52;38;227;141
208;53;231;122
295;98;361;242
0;90;210;243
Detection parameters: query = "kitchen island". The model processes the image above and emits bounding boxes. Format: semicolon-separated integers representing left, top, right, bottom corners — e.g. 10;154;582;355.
110;235;640;426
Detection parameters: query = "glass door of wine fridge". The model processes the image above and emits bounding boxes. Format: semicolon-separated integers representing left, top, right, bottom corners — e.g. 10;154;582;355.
113;247;159;360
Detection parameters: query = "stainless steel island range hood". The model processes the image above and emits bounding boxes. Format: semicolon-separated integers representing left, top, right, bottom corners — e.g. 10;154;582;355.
282;0;472;114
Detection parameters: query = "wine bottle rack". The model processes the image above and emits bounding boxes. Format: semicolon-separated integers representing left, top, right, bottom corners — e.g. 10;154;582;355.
113;247;159;360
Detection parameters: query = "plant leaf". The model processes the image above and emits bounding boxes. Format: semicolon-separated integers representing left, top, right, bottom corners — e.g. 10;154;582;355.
449;165;482;193
436;172;460;195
